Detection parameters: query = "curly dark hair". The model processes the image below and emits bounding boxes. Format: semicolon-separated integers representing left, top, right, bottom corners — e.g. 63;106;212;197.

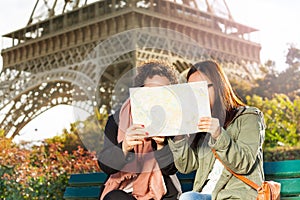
134;60;179;87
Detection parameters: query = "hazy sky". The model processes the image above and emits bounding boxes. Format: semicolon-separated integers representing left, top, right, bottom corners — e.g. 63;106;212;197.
226;0;300;71
1;0;299;71
0;0;299;142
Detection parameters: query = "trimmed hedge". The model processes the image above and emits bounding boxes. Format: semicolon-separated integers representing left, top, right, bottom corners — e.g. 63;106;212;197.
264;146;300;161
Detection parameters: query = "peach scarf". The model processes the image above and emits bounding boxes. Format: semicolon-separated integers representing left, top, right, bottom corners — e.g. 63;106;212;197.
100;99;166;200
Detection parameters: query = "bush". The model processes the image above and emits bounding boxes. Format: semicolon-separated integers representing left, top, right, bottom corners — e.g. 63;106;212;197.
246;94;300;148
0;134;100;199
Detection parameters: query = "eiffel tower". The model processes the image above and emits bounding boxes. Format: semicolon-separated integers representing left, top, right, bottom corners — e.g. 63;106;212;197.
0;0;262;138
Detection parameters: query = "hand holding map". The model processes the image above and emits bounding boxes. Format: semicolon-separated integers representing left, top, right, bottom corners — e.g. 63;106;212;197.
129;81;211;136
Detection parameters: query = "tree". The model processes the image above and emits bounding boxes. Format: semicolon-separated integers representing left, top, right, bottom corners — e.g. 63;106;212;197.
45;110;108;154
249;45;300;99
286;45;300;67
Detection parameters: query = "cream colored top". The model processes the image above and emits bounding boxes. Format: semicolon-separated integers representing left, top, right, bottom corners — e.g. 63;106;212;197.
201;159;224;194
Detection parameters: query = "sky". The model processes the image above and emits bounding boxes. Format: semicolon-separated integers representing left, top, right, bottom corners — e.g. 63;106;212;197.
226;0;300;70
0;0;300;143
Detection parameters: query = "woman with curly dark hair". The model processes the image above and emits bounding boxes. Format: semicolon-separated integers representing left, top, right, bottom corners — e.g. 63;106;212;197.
98;60;182;200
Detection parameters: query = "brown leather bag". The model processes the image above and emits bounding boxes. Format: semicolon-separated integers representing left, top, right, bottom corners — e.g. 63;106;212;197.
212;149;281;200
257;181;281;200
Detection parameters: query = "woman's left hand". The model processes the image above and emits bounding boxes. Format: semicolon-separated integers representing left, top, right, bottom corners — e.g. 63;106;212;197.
151;136;165;150
197;117;221;140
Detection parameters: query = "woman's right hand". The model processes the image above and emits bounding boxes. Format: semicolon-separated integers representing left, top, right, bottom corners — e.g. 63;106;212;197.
122;124;148;155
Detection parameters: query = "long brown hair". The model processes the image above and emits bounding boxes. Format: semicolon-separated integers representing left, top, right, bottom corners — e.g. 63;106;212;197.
187;60;245;128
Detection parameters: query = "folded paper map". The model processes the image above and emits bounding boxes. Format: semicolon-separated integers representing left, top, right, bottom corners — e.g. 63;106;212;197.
129;81;211;136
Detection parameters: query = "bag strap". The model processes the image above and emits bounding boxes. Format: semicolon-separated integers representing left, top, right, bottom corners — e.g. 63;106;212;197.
212;148;260;191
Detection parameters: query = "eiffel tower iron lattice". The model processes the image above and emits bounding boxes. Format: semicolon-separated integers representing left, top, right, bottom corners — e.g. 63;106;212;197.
0;0;262;138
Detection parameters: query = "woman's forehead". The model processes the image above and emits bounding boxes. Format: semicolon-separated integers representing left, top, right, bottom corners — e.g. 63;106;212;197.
144;75;170;86
188;71;210;82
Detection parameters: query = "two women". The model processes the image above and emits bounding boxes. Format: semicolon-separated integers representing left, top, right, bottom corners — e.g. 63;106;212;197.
99;59;265;200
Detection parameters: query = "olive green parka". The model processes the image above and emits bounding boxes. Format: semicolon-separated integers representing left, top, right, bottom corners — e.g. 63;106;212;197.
168;106;265;200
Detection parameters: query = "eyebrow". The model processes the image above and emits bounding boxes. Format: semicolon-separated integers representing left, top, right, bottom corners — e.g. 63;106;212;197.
208;83;213;87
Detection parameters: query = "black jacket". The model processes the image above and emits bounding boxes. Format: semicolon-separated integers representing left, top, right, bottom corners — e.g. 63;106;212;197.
98;114;180;200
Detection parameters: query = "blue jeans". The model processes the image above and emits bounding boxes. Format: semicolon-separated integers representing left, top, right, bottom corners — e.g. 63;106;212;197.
179;191;212;200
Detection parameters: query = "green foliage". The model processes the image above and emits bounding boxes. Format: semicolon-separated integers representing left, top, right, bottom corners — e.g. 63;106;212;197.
246;94;300;148
75;116;106;153
0;134;100;199
0;111;108;199
45;112;108;154
230;78;253;102
44;125;84;153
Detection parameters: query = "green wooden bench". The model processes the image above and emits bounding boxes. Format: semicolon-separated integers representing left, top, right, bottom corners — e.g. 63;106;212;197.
63;160;300;199
63;172;107;199
263;159;300;200
63;172;195;199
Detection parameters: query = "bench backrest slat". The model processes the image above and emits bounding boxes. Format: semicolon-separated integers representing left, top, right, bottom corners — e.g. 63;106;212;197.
68;172;107;186
64;186;101;199
264;160;300;178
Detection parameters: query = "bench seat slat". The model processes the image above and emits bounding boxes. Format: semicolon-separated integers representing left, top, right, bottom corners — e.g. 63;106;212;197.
180;183;193;192
273;178;300;196
281;197;300;200
176;172;195;192
63;186;101;199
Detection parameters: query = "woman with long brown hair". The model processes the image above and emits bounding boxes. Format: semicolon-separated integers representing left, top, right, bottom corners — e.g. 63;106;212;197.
169;60;265;200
